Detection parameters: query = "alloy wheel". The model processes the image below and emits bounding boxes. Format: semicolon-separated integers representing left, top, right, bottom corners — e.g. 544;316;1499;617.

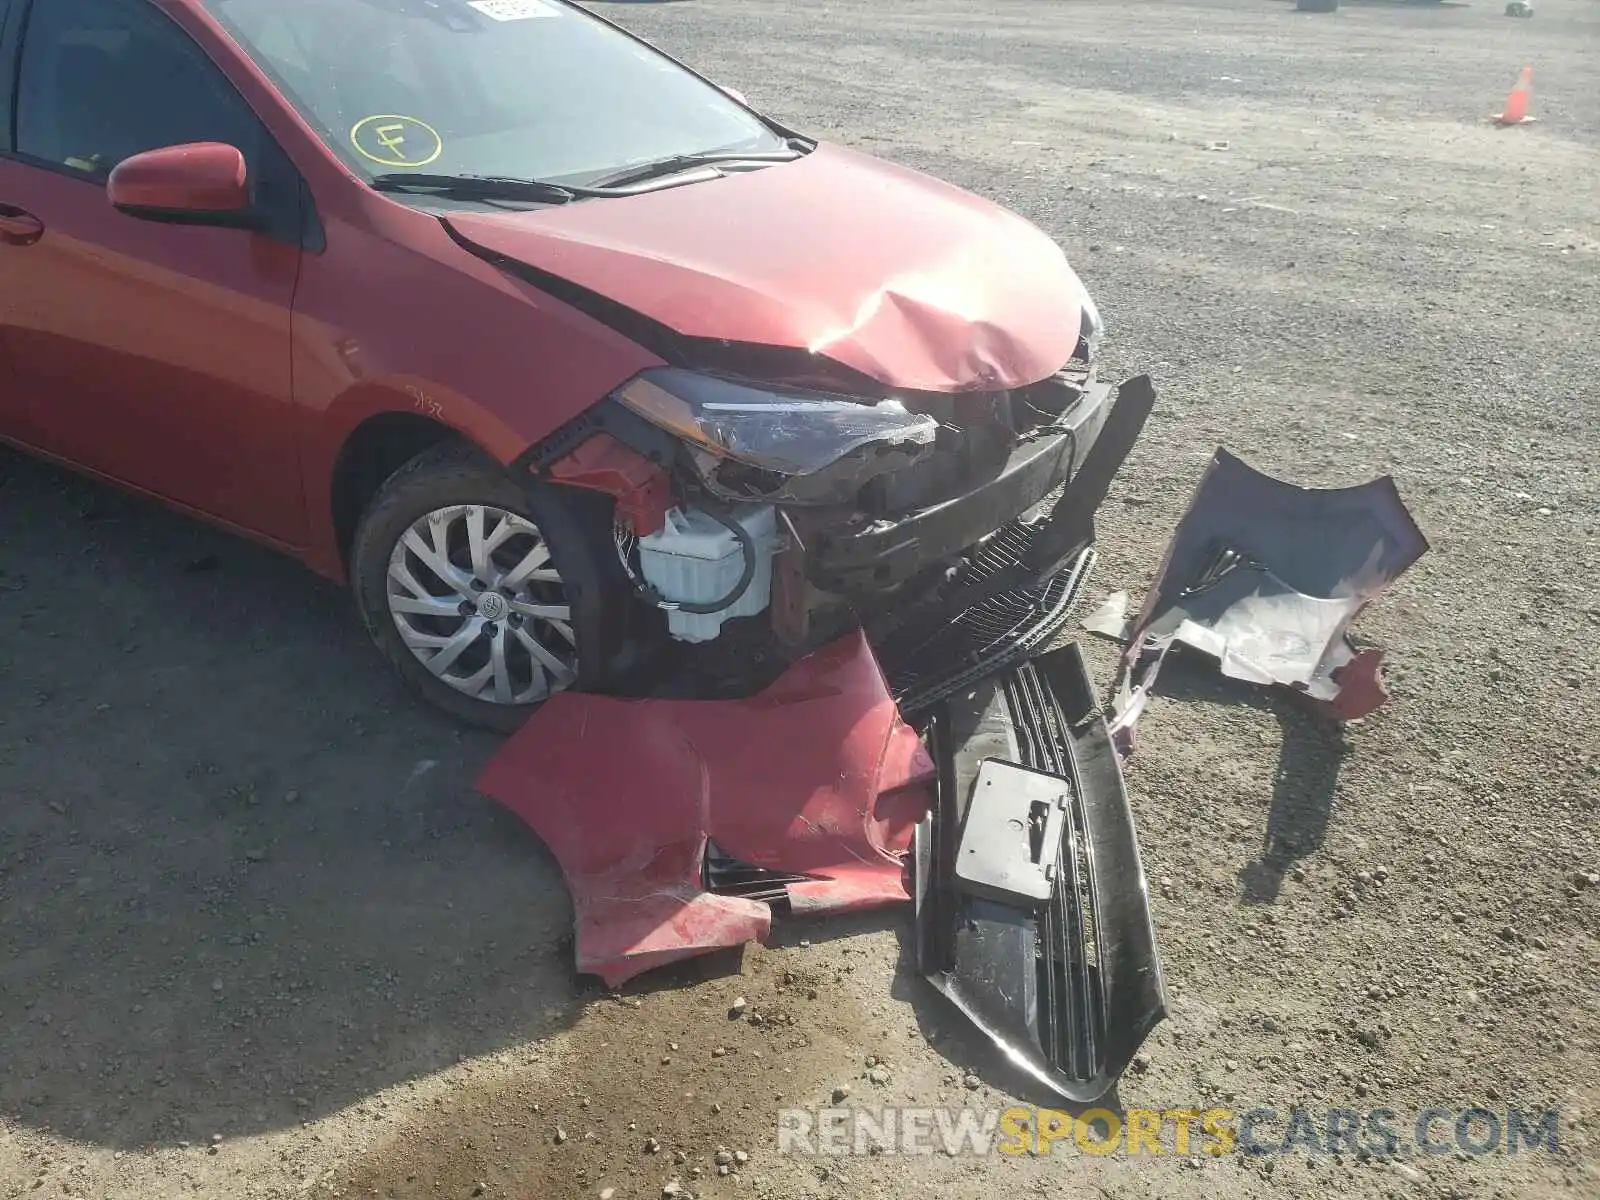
386;504;577;705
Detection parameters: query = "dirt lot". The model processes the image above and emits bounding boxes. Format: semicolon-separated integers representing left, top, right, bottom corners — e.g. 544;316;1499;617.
2;0;1598;1197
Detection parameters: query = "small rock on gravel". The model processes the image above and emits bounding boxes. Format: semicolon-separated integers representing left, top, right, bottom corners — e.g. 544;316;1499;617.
729;997;747;1017
963;1074;981;1090
553;1129;568;1145
831;1084;851;1103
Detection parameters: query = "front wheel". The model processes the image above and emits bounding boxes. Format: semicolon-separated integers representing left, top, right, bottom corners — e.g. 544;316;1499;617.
351;441;628;731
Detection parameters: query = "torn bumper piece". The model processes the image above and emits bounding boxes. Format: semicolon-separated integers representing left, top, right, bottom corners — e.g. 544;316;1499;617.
476;631;933;988
1110;449;1430;742
915;643;1167;1102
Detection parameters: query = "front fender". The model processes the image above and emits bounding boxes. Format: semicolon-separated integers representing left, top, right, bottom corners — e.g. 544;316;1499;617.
288;208;665;577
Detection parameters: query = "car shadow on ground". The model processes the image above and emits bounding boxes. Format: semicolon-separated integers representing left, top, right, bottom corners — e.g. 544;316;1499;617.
0;449;587;1150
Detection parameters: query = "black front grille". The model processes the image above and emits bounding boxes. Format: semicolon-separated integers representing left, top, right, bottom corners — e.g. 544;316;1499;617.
877;522;1096;716
1003;661;1105;1081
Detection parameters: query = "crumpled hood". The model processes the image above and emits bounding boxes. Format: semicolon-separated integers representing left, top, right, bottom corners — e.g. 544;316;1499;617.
443;143;1084;393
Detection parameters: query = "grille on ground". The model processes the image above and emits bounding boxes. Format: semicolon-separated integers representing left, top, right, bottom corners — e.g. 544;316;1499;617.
1002;659;1105;1081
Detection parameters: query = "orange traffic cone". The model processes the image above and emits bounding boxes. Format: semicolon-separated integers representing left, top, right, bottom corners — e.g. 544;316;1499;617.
1493;65;1536;125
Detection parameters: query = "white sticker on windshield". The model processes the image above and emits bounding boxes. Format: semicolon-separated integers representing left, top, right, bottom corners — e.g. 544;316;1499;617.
469;0;558;20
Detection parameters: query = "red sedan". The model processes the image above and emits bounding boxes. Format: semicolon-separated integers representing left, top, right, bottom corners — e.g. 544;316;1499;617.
0;0;1136;727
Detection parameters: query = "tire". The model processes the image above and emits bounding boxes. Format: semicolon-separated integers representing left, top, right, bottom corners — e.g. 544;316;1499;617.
351;440;632;731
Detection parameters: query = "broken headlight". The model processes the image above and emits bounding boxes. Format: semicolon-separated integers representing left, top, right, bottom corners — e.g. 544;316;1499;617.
614;368;937;503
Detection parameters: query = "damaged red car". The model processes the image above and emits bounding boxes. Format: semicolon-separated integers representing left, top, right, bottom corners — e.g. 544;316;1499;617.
0;0;1149;726
0;0;1172;1100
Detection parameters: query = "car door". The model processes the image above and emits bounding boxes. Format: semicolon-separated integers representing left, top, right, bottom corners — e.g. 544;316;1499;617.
0;0;306;545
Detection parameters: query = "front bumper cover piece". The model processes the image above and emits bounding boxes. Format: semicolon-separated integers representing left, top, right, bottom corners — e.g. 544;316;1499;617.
476;631;933;988
915;643;1166;1102
1106;448;1430;743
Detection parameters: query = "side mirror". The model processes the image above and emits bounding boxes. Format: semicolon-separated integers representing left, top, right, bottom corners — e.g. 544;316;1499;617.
108;142;251;224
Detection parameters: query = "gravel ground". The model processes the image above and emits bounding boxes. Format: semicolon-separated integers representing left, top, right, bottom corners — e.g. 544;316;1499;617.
2;1;1597;1198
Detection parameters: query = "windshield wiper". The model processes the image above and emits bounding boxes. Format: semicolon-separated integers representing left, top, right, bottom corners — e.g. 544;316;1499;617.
370;173;610;205
588;148;804;191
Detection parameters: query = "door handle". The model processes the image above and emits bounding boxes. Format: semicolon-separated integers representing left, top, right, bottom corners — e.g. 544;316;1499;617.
0;204;45;246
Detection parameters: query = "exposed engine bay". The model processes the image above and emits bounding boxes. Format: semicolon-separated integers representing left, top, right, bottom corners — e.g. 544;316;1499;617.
524;310;1146;706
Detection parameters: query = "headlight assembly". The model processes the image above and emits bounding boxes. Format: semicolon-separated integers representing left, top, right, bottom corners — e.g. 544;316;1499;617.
614;368;937;504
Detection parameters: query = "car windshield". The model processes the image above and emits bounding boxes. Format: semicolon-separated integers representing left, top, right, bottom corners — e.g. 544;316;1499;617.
199;0;787;187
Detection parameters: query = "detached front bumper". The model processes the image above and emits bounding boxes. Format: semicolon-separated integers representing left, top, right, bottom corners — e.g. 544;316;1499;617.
916;642;1167;1102
481;374;1166;1101
475;629;1166;1102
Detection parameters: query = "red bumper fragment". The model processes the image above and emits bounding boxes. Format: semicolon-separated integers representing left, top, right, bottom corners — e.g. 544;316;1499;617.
475;631;933;987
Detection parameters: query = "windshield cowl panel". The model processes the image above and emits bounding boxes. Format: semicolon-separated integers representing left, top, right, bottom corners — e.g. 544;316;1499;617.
199;0;789;189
